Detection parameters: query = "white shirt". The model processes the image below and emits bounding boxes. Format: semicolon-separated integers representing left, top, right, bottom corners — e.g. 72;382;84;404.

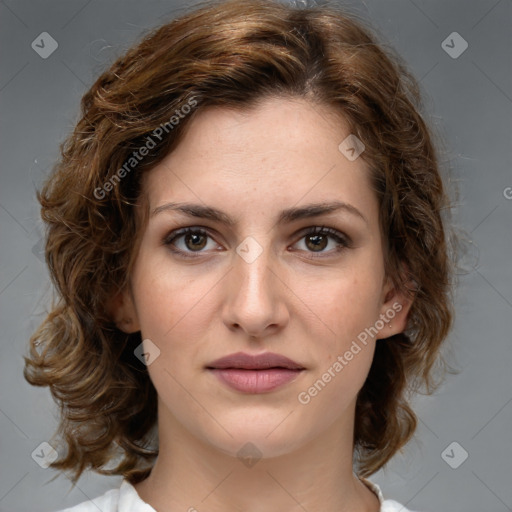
56;479;415;512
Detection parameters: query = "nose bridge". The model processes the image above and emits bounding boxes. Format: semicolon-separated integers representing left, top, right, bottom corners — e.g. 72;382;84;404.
222;234;287;336
234;235;274;305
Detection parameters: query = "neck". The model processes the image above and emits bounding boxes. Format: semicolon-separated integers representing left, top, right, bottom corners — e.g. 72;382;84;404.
134;399;380;512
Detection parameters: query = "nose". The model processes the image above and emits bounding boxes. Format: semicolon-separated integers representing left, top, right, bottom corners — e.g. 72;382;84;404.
221;240;289;339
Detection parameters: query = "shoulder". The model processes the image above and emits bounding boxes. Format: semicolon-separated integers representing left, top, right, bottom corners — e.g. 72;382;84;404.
363;478;417;512
55;478;415;512
55;480;155;512
55;486;119;512
381;499;416;512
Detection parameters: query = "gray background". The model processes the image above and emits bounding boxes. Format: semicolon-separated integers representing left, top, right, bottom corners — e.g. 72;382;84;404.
1;0;511;510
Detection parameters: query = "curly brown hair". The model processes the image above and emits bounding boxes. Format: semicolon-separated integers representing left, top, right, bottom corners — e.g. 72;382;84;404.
24;0;454;486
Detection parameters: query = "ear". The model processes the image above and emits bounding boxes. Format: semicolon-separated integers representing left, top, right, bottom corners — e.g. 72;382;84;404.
377;272;415;339
107;286;141;334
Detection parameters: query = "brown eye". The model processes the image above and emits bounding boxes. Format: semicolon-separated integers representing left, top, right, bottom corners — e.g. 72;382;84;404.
163;227;218;258
184;232;207;251
292;226;351;257
305;234;329;252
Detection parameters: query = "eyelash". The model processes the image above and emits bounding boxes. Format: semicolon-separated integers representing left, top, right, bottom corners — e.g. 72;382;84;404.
162;226;351;260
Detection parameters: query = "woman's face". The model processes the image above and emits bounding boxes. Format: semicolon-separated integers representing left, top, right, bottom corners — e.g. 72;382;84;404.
118;97;410;459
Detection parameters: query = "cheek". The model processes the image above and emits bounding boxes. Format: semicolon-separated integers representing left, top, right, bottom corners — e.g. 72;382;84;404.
131;249;217;341
296;276;380;418
296;274;383;407
303;272;384;349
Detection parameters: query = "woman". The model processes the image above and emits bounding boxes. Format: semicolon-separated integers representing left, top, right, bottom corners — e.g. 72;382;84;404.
24;0;454;510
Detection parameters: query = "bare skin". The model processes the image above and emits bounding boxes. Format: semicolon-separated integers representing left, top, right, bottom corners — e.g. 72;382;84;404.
112;97;412;512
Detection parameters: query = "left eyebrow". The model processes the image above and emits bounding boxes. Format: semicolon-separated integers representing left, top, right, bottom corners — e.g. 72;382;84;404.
151;200;368;226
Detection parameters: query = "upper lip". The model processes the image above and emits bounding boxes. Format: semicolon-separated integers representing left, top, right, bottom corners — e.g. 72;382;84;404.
206;352;304;370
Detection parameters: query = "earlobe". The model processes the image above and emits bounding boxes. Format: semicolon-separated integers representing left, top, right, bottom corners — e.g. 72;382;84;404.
116;316;139;333
378;277;414;339
107;288;141;333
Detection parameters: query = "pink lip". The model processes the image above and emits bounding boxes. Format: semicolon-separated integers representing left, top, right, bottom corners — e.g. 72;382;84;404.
206;351;305;393
207;351;304;370
208;368;303;393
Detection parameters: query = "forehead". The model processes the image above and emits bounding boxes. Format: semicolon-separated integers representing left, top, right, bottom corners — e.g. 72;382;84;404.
164;97;351;167
142;97;378;228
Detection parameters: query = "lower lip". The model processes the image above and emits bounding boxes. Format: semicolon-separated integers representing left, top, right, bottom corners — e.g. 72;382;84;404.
208;368;304;393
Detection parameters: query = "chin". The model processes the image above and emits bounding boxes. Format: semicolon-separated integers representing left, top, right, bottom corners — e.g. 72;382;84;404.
197;416;313;461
